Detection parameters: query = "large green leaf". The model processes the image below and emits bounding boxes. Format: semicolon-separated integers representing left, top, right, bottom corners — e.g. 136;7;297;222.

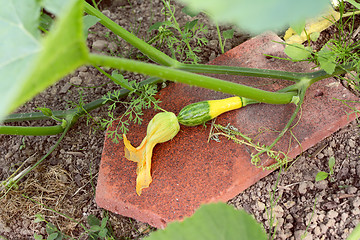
0;0;42;120
145;202;267;240
0;0;88;121
177;0;329;34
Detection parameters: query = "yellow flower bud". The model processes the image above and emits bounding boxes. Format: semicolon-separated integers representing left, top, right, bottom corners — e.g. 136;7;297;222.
123;112;180;195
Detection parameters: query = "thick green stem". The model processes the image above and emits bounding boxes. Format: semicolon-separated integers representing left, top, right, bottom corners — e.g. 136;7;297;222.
0;125;65;136
84;2;179;67
0;78;162;129
178;64;307;82
88;54;297;104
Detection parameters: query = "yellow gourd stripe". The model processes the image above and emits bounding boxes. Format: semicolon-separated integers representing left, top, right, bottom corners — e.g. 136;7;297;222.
208;96;242;119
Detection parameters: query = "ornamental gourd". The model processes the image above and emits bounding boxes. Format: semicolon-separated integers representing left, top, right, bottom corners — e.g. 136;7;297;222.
177;96;251;126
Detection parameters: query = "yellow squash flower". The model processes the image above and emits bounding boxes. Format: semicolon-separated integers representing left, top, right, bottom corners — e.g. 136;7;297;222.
123;112;180;195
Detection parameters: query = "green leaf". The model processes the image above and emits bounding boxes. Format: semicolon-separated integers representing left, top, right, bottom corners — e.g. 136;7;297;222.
284;43;312;60
223;29;234;40
144;202;267;240
315;171;329;182
34;214;45;223
148;22;164;31
100;216;108;228
111;70;130;87
47;233;59;240
87;214;101;227
328;156;335;170
34;233;44;240
290;20;306;35
0;0;41;120
177;0;329;34
185;19;199;32
310;32;320;42
0;0;88;122
99;228;108;238
90;225;102;232
83;15;100;38
46;223;58;235
317;46;336;74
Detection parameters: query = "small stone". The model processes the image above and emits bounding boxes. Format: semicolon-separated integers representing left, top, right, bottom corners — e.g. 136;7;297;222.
50;86;57;95
326;218;336;227
276;217;285;227
70;76;82;85
298;182;308;194
317;153;324;159
284;200;296;209
209;51;217;61
284;222;293;229
338;167;349;180
273;205;284;218
353;208;360;215
324;147;334;157
341;213;348;221
208;40;219;49
349;139;356;148
314;226;321;235
320;223;328;234
315;180;328;190
101;10;111;18
78;66;87;72
353;197;360;208
327;210;339;219
306;212;317;224
59;82;72;93
257;201;265;211
92;40;109;51
347;186;357;194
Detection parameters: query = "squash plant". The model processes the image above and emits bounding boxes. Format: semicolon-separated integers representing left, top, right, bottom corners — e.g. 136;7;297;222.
1;0;360;238
0;0;357;201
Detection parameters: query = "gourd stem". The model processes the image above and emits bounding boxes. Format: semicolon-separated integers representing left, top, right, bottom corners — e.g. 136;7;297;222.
0;125;65;136
178;64;305;82
89;54;297;104
3;77;162;123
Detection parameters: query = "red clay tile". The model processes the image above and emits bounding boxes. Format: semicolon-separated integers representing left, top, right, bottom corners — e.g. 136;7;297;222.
96;32;360;228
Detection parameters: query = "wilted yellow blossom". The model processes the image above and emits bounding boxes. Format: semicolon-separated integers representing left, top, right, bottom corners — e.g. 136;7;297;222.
284;8;340;44
123;112;180;195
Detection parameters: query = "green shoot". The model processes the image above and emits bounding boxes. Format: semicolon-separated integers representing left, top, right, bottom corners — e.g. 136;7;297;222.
215;23;234;54
87;212;116;240
315;156;336;182
147;0;208;63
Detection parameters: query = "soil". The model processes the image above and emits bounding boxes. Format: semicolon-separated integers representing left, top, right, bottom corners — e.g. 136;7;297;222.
0;1;359;239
